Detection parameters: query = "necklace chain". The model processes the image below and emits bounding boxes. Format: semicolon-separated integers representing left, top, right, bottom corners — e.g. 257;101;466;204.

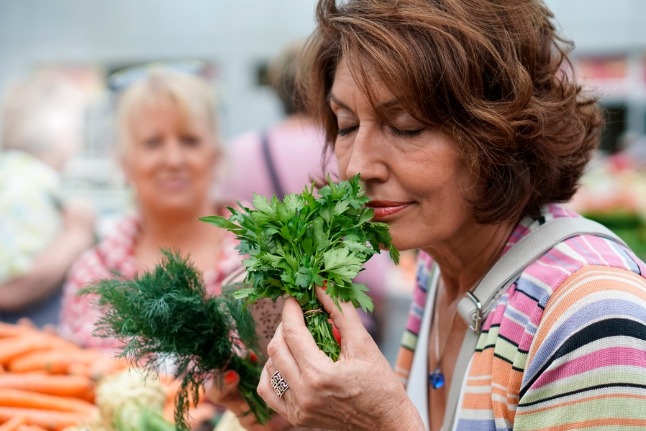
429;288;452;390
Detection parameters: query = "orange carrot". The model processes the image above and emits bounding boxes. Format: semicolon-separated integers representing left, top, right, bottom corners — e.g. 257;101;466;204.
0;389;97;415
0;374;94;399
0;335;78;367
0;416;25;431
0;340;51;366
0;407;88;431
66;363;91;377
0;323;32;339
86;355;129;381
8;349;98;374
16;425;49;431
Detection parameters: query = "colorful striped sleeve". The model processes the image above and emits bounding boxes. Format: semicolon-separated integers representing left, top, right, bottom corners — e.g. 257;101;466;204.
514;265;646;430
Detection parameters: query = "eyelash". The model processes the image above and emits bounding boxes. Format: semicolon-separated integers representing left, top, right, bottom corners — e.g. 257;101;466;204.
337;126;358;137
389;127;423;138
336;125;423;138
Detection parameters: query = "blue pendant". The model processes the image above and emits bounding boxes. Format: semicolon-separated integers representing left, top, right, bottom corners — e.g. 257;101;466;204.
429;368;445;389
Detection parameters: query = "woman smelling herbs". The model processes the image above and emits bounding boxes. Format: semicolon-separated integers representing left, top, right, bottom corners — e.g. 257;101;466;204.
244;1;646;430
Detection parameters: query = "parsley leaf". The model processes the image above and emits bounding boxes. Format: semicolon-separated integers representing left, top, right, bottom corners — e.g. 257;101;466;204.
201;174;399;360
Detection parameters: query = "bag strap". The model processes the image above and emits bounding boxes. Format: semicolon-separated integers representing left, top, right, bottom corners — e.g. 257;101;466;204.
260;131;286;200
442;216;625;431
456;217;625;334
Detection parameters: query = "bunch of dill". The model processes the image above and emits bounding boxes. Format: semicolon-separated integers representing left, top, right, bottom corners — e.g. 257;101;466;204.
81;250;272;430
202;174;399;361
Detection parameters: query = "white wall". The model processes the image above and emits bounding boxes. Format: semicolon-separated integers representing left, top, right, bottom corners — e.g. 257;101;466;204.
544;0;646;54
0;0;319;140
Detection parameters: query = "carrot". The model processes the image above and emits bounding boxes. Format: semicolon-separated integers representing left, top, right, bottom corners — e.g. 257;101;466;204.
16;425;49;431
0;374;94;399
0;323;33;339
66;363;91;377
0;389;97;415
0;336;78;366
0;407;88;431
0;364;5;373
0;416;25;431
8;349;98;374
86;355;129;381
0;340;50;366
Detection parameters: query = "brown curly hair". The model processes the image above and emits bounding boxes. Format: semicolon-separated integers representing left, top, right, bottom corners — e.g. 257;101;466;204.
299;0;604;224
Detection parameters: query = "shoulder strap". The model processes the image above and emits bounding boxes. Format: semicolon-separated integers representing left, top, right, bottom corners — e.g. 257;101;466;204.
443;216;625;431
457;217;625;334
260;131;286;200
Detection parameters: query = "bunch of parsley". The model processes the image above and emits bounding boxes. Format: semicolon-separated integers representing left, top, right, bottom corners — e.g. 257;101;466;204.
201;174;399;360
81;251;272;430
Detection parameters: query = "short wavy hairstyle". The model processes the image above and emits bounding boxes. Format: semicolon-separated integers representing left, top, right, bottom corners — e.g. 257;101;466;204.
300;0;604;224
115;68;220;156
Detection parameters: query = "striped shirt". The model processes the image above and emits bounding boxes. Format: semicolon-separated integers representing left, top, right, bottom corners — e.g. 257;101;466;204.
395;204;646;430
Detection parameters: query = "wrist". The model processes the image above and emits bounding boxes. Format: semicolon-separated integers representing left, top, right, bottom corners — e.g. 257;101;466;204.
376;387;425;431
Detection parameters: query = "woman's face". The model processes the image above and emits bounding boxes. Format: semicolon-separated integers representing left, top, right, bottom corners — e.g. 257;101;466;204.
330;59;479;253
122;100;218;215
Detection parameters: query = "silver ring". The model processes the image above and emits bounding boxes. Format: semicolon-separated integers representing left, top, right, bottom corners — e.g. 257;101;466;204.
270;370;289;398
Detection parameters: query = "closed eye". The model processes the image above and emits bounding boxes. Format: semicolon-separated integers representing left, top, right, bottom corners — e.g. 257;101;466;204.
337;125;358;137
389;126;423;138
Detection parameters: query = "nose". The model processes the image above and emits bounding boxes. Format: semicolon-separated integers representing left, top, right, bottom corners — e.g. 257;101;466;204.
342;124;388;182
161;138;186;165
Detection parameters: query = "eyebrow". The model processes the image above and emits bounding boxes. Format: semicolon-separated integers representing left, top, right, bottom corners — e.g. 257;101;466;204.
328;93;403;113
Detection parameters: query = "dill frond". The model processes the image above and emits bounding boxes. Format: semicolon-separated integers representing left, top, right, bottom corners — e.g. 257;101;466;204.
81;250;271;429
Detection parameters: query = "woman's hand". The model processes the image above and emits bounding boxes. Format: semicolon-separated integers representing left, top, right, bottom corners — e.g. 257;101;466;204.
205;371;292;431
257;287;425;431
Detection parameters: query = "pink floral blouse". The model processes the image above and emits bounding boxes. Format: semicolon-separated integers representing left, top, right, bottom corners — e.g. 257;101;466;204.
58;213;243;350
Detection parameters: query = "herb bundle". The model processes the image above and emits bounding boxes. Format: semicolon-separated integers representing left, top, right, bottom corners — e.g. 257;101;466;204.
202;174;399;361
81;251;272;430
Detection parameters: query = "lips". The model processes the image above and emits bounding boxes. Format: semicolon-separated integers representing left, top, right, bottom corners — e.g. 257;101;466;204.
158;177;189;191
367;200;411;221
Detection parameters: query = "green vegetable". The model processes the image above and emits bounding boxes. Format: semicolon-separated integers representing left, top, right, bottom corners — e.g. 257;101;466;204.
201;174;399;360
81;251;272;430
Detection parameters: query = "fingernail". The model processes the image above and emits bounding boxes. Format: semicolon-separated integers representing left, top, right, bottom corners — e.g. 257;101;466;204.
224;370;237;384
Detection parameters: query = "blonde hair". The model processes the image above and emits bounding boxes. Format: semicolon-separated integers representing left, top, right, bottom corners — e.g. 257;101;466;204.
115;68;219;155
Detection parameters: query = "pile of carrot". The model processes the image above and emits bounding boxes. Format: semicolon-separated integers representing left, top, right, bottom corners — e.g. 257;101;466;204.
0;321;129;431
0;322;217;431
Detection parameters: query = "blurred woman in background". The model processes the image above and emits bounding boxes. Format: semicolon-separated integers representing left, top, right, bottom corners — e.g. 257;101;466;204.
58;68;242;350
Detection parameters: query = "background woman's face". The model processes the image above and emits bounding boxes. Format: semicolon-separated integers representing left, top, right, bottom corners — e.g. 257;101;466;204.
122;100;218;215
330;60;479;253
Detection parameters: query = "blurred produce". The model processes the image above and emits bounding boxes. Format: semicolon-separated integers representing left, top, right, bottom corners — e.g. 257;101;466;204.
0;321;214;431
569;153;646;259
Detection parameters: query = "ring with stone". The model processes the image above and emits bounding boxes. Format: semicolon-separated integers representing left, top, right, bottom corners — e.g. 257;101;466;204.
270;370;289;398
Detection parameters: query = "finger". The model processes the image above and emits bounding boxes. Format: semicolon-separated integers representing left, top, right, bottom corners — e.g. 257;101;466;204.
316;287;372;353
267;322;300;373
315;286;368;339
258;360;288;418
277;297;332;369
